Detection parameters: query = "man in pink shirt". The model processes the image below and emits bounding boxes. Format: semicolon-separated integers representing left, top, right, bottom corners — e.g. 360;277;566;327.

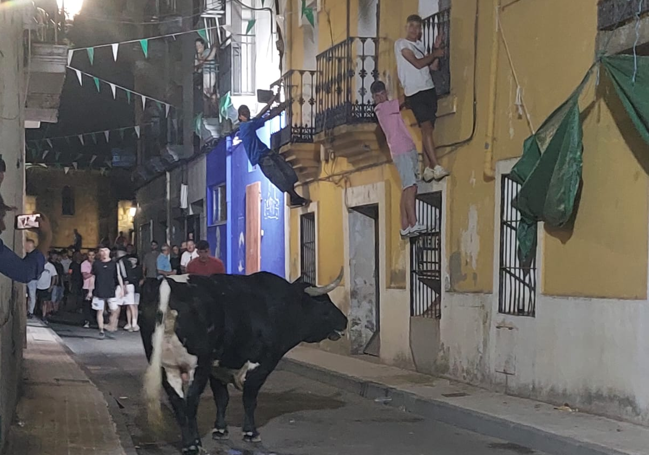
81;249;96;328
372;80;427;238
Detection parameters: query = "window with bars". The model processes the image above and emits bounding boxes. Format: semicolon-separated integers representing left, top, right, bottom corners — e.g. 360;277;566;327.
410;192;442;319
498;174;537;317
300;213;316;285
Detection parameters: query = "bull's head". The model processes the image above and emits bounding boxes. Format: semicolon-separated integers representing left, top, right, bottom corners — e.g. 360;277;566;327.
294;268;348;343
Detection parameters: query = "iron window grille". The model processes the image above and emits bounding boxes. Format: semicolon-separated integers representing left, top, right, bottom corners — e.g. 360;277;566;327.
410;192;442;319
498;174;537;317
300;213;317;285
422;8;451;97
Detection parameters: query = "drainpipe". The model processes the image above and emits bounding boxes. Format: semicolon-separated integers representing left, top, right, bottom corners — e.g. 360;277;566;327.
483;0;501;180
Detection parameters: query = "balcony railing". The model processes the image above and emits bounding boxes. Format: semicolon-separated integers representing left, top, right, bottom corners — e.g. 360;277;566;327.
315;36;379;133
270;70;317;150
598;0;649;30
422;8;451;96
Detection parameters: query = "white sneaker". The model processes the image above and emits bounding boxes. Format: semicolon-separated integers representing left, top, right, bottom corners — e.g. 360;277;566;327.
423;167;435;183
400;226;412;238
83;322;90;329
432;165;450;181
410;223;428;235
124;324;132;331
132;325;140;332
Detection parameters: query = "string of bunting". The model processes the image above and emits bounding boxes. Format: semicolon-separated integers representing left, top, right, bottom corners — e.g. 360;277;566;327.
67;66;174;115
26;123;152;149
66;21;262;67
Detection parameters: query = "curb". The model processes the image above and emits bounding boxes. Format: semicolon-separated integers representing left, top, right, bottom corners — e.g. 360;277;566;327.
279;358;629;455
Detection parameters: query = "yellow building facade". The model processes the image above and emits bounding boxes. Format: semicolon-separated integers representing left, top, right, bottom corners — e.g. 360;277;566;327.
276;0;649;424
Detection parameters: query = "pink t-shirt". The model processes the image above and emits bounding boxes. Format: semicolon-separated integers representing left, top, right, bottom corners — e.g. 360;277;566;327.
374;99;416;157
81;260;95;291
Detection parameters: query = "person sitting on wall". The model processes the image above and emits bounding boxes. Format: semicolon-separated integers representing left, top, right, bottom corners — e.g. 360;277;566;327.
237;96;310;208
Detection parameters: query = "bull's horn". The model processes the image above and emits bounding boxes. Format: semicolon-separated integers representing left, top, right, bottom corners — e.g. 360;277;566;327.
305;267;344;297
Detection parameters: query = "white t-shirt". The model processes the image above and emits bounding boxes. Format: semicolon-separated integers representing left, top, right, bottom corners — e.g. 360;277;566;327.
37;262;57;290
395;38;435;97
181;250;199;268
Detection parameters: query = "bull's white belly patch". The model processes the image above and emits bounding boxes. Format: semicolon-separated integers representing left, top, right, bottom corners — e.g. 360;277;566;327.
212;361;260;391
161;309;197;398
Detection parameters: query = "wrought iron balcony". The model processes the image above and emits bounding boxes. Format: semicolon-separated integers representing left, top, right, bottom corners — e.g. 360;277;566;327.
422;8;451;96
315;36;379;133
270;70;317;150
598;0;649;30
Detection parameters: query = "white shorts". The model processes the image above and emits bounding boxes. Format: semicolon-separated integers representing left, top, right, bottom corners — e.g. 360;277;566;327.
393;149;420;189
92;296;120;312
120;284;140;306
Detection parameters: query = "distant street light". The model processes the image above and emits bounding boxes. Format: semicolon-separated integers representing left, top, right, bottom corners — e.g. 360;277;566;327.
57;0;84;19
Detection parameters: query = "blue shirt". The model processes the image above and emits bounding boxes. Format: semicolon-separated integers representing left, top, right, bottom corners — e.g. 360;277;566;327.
156;253;172;274
0;238;46;283
239;117;270;166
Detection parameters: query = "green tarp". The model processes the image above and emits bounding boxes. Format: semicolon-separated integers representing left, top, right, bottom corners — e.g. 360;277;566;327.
603;55;649;145
510;76;590;263
510;55;649;263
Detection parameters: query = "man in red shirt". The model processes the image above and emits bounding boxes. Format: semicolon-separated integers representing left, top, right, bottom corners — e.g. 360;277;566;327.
186;240;225;276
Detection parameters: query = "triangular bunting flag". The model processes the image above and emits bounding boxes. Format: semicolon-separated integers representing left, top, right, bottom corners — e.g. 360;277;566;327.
140;39;149;58
111;43;119;61
74;69;82;85
73;162;78;170
246;19;256;34
78;135;85;146
67;49;73;66
100;167;106;175
74;154;83;161
165;104;171;117
110;83;116;99
134;126;141;138
91;132;97;144
106;160;113;168
197;29;208;41
42;150;50;160
86;47;95;65
104;131;110;142
126;91;132;104
90;155;97;165
64;166;70;174
141;95;147;111
93;77;100;92
46;139;53;148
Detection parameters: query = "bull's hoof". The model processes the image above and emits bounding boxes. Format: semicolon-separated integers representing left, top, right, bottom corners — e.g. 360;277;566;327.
211;427;229;440
242;431;261;443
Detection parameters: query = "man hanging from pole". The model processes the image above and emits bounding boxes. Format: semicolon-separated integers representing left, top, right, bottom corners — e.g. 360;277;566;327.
237;94;309;208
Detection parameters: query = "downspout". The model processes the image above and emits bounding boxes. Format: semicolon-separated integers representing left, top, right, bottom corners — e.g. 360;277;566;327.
483;0;501;180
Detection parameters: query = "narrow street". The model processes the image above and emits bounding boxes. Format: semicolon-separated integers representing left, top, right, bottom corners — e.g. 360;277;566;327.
49;322;544;455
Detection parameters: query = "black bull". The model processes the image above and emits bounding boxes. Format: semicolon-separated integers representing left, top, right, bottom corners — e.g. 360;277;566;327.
139;271;347;455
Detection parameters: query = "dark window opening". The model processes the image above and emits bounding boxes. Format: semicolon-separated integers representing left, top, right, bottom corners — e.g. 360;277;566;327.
498;174;536;317
300;212;316;285
410;191;442;319
62;186;75;216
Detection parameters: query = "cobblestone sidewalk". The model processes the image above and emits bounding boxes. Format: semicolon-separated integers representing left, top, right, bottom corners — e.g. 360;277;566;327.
6;322;128;455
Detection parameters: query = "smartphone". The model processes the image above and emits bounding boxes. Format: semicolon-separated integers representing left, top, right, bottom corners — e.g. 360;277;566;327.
15;214;40;230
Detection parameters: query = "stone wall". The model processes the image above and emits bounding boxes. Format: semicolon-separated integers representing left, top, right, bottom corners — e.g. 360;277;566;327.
0;7;26;454
26;169;117;250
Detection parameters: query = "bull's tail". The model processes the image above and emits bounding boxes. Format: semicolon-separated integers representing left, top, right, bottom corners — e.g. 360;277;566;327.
143;278;171;428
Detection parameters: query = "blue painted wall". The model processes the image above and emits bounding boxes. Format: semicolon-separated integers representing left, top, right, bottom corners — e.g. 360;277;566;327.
206;114;286;277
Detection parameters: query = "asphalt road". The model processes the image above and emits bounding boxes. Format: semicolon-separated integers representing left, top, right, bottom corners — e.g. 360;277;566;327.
50;322;547;455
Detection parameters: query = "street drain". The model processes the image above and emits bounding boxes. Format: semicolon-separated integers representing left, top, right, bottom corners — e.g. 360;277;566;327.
441;392;468;398
488;442;535;454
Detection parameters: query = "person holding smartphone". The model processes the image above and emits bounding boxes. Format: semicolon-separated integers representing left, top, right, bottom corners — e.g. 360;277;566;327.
0;193;52;283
